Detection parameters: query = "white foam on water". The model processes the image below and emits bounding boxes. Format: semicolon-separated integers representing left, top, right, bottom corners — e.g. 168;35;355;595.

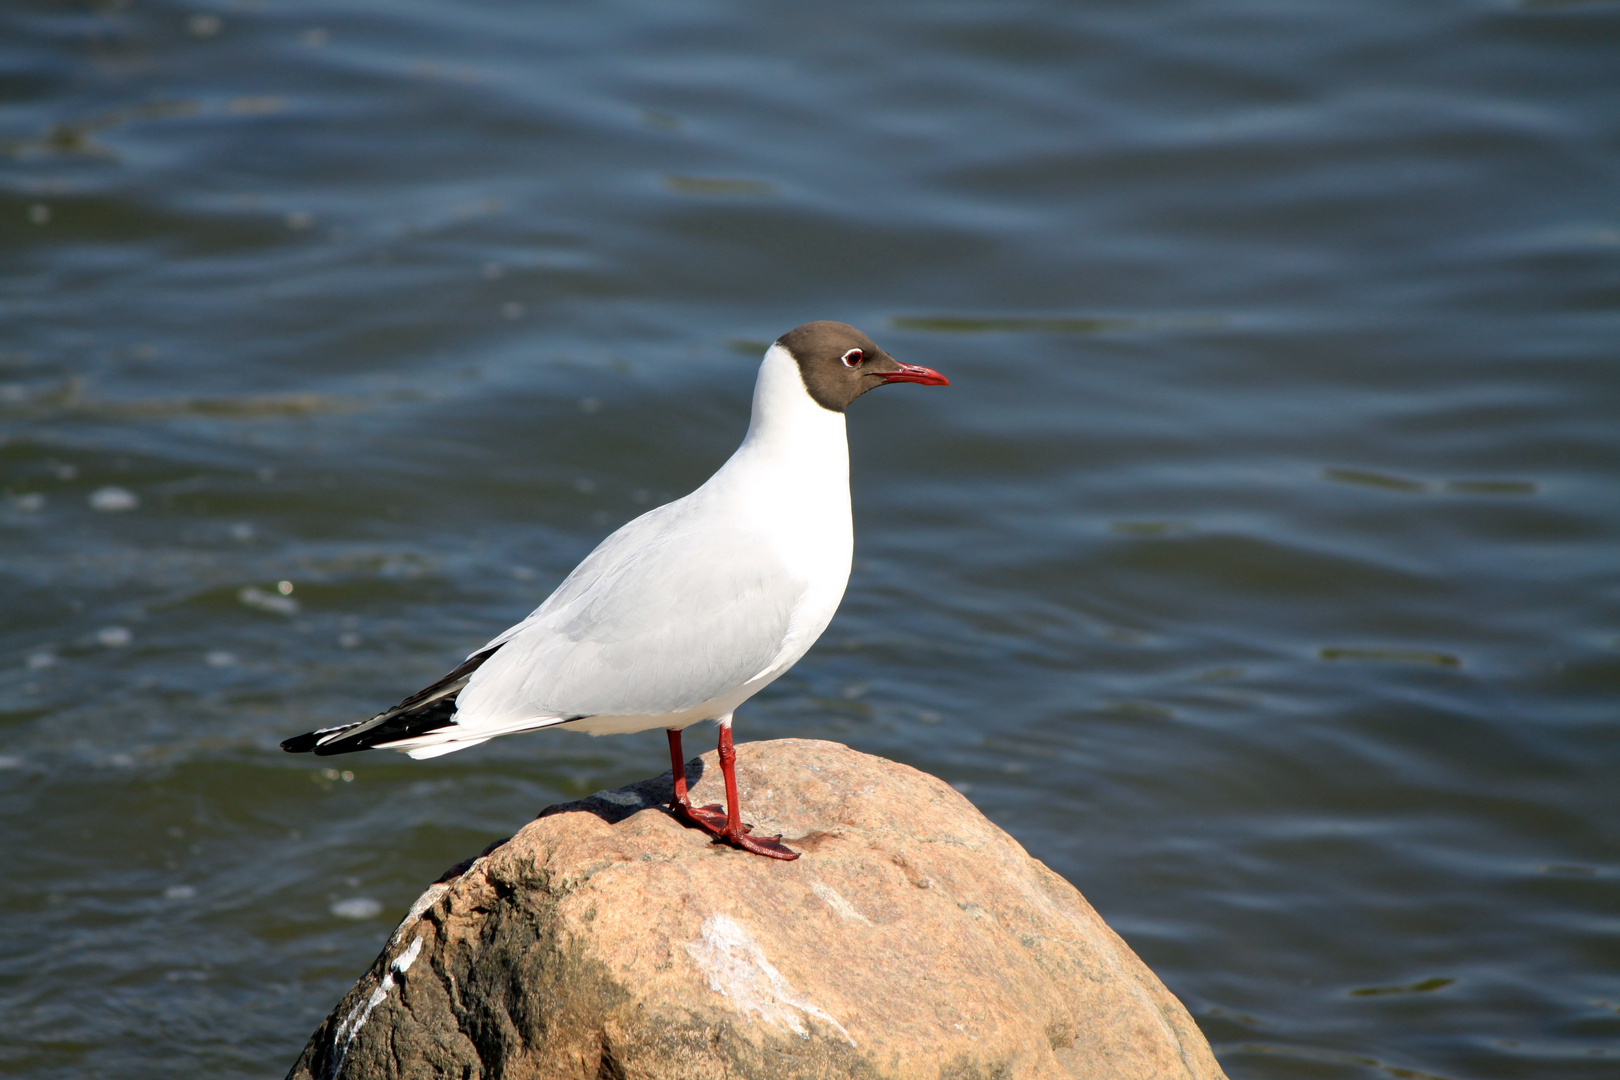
331;897;383;920
238;586;299;615
88;486;138;512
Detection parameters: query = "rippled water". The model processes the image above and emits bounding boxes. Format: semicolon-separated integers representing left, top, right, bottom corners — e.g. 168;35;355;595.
4;1;1618;1076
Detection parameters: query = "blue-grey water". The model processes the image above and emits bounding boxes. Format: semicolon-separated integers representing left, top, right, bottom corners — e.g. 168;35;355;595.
3;1;1618;1077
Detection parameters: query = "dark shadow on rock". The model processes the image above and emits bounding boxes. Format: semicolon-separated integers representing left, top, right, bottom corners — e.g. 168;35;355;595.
434;835;512;884
430;761;699;888
534;759;704;826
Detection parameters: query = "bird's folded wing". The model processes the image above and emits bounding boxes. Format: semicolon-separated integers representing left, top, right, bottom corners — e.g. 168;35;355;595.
454;503;804;727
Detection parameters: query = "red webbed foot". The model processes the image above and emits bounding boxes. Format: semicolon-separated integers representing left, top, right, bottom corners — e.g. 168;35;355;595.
723;829;799;860
670;800;750;837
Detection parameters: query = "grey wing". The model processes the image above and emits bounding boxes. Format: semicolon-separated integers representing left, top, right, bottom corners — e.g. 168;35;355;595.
453;502;803;724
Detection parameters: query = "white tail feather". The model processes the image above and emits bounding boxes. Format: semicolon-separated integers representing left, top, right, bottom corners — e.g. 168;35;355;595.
403;739;489;760
377;714;572;759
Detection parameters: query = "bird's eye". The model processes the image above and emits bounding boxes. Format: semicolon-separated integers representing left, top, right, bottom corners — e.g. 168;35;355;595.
841;349;864;368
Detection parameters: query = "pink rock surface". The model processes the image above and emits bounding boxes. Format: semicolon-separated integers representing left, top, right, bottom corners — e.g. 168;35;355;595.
287;738;1226;1079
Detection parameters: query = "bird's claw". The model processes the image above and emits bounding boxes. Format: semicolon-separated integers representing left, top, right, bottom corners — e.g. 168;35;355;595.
727;831;799;860
670;800;795;857
670;801;752;837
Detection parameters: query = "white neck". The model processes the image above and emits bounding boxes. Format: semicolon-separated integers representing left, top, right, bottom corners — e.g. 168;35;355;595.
702;342;856;664
736;342;848;463
698;342;851;531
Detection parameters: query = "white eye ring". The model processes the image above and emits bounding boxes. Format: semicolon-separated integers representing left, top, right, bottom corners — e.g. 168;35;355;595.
841;348;864;368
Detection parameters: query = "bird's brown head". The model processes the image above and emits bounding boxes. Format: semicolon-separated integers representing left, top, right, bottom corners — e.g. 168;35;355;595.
776;321;949;413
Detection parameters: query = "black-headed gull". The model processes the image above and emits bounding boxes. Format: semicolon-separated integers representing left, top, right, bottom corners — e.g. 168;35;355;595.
282;322;948;858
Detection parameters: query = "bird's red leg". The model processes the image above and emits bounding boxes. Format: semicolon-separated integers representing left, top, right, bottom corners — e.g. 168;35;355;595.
666;728;730;836
716;722;798;860
666;727;690;807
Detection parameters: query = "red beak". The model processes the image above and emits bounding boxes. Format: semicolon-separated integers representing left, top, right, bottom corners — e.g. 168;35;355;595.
879;362;950;386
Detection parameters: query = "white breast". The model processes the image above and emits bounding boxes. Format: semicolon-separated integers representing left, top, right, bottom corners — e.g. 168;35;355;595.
699;342;854;680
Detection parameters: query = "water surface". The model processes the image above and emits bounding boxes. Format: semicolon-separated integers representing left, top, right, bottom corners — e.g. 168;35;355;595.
3;1;1618;1077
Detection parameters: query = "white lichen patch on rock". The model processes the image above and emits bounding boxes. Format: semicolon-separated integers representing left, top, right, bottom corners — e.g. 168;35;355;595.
391;881;451;945
331;934;424;1073
686;913;855;1046
810;879;873;925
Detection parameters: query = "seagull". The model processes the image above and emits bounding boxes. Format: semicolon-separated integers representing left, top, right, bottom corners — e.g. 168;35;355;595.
281;322;947;859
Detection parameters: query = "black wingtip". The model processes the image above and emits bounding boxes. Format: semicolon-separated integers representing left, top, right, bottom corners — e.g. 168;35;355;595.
278;645;502;759
311;739;369;757
282;727;368;755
